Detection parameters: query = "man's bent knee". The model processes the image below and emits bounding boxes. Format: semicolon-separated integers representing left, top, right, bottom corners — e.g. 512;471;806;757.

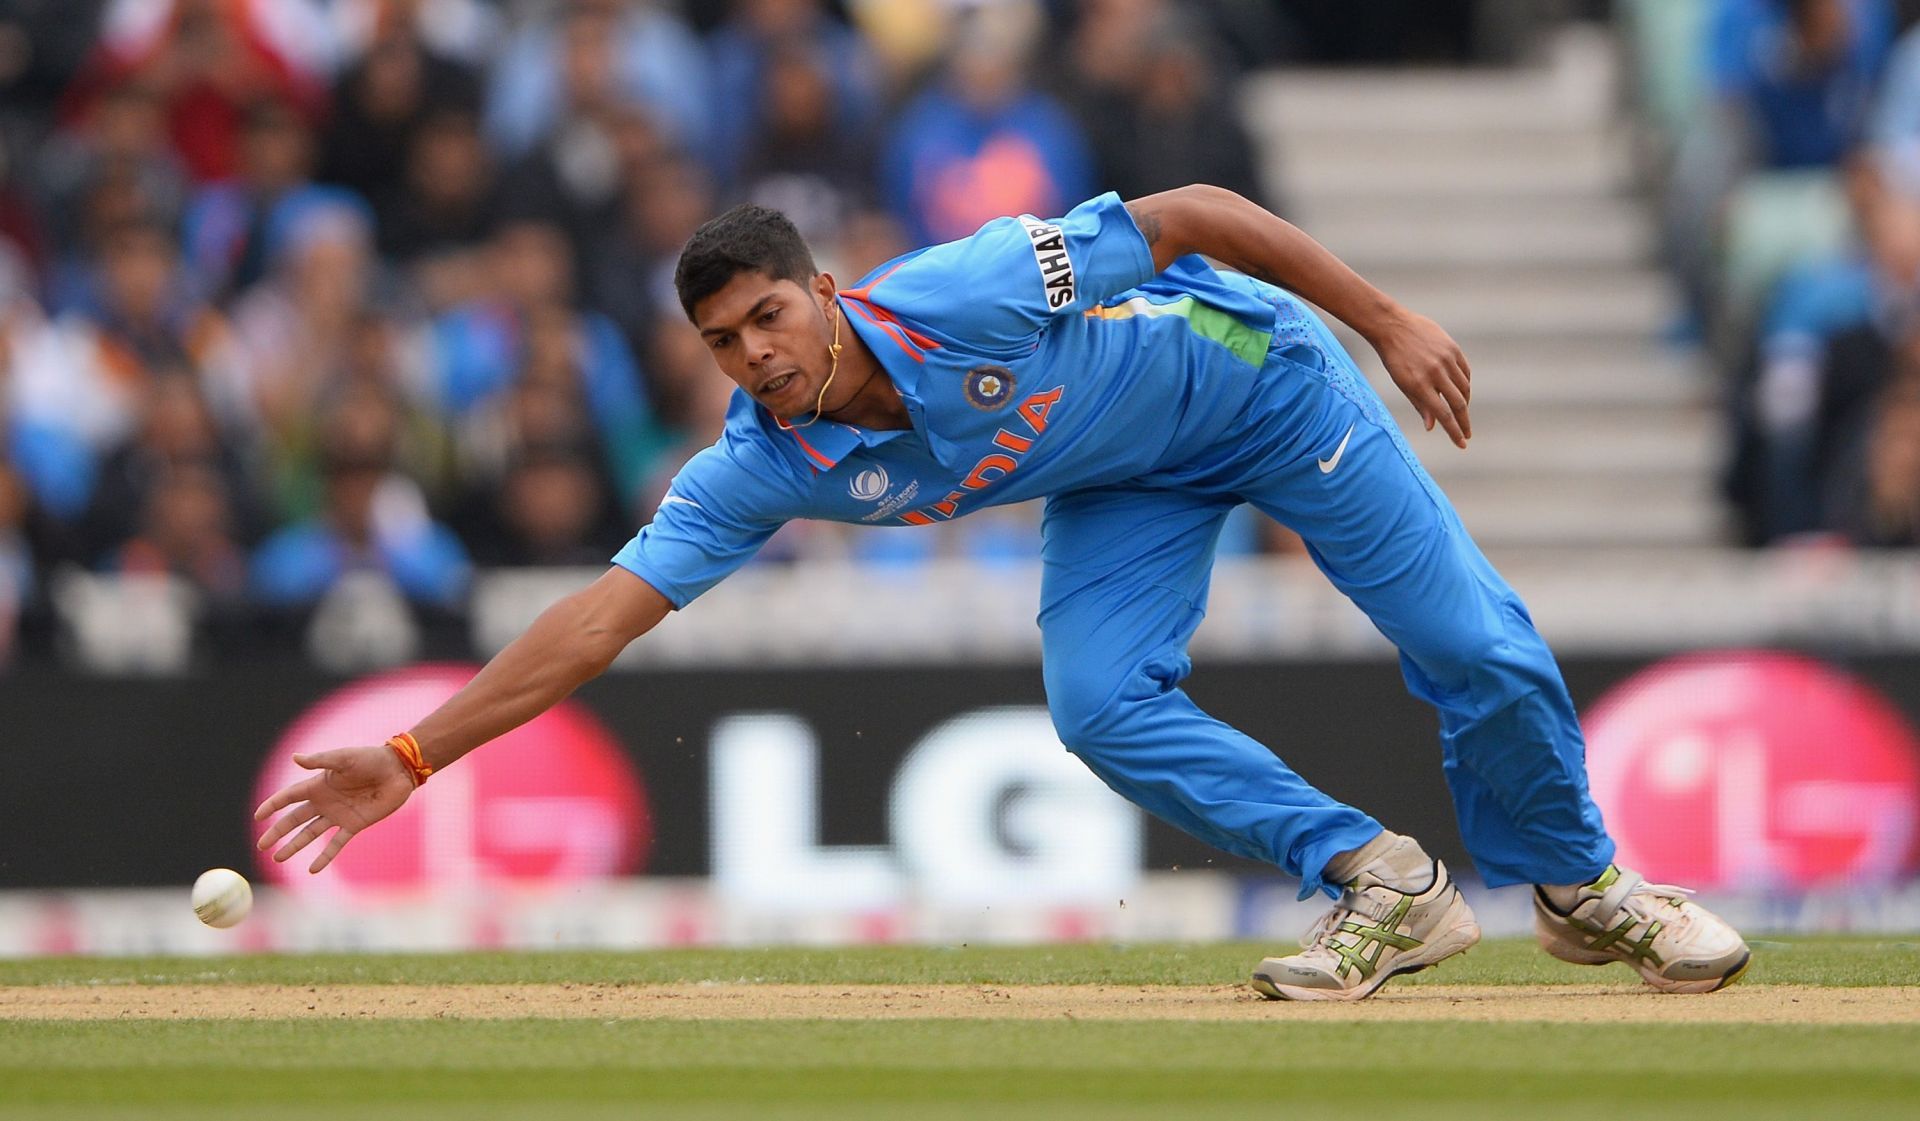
1044;651;1190;752
1402;599;1544;691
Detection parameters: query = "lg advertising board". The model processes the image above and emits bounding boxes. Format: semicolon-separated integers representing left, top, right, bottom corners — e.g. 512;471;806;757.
4;652;1919;904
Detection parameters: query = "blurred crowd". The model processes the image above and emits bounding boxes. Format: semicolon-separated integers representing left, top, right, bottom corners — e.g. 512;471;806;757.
0;0;1284;665
1631;0;1920;547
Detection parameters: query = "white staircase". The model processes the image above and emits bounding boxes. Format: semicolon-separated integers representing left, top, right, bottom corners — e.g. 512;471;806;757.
1241;27;1725;553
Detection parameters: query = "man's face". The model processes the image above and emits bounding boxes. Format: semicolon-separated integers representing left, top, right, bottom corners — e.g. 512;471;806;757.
694;270;837;418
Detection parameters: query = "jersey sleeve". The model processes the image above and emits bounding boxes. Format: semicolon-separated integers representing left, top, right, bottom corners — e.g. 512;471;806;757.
610;436;794;609
872;191;1156;352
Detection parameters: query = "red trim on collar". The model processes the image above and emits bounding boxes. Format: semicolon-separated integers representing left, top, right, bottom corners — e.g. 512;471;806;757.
840;265;941;361
783;423;837;470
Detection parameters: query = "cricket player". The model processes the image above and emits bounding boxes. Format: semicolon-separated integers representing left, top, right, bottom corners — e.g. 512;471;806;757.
255;184;1751;1000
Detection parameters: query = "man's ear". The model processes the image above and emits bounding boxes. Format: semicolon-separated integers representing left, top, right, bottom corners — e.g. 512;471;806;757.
812;271;838;310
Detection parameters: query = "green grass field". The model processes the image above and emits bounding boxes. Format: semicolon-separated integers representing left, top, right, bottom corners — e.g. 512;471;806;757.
2;938;1917;1120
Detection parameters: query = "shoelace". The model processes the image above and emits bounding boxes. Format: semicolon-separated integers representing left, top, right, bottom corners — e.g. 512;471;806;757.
1295;881;1404;956
1297;906;1350;954
1619;880;1700;936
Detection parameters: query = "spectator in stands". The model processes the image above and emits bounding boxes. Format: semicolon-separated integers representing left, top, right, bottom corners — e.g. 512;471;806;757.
879;2;1093;245
708;0;882;185
33;80;189;306
1067;0;1170;94
0;131;48;286
41;161;175;320
114;460;248;608
1727;163;1918;542
269;305;453;525
229;201;379;443
1067;9;1268;207
842;0;953;89
833;207;910;282
1709;0;1894;171
639;311;730;439
1726;14;1920;544
732;43;879;250
1828;353;1920;542
1;247;87;529
462;442;628;567
485;0;710;164
324;0;501;70
592;151;717;358
8;219;251;515
79;371;257;566
64;0;332;183
452;350;616;515
1667;0;1895;339
0;0;104;141
492;6;660;263
183;99;369;306
1868;15;1920;197
0;241;63;593
316;3;482;220
379;106;498;311
250;382;469;609
431;220;662;504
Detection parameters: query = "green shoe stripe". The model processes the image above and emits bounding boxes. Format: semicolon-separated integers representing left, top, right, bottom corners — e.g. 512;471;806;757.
1325;895;1426;980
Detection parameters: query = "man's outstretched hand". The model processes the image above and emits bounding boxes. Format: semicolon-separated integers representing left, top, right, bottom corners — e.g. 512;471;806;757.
254;745;415;873
1371;309;1473;449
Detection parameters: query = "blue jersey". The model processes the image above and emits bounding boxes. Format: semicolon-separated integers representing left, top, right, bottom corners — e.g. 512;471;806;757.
614;191;1325;607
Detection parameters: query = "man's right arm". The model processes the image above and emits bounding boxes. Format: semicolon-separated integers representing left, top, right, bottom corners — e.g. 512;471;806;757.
257;426;795;872
407;566;670;772
254;567;672;871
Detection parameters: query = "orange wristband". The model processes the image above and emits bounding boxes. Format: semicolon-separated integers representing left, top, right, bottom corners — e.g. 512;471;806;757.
386;732;433;787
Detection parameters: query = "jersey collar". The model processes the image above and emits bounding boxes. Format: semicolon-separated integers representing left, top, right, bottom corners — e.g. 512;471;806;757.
766;413;908;472
829;287;972;471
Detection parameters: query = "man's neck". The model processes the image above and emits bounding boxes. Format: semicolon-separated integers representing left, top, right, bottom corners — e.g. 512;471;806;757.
817;323;912;431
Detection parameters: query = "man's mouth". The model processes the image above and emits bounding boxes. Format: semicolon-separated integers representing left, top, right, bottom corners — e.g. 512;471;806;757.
760;370;799;397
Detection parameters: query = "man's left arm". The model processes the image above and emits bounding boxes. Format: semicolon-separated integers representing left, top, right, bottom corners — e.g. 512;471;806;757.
1126;184;1473;448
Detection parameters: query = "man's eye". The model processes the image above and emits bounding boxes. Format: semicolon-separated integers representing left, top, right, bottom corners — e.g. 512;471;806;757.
761;308;779;325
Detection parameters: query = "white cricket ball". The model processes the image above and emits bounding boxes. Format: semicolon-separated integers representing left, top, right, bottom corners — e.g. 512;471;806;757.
190;868;252;929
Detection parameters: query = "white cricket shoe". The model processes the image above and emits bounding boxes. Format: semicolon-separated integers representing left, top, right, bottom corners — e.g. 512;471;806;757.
1533;865;1751;993
1251;859;1480;1002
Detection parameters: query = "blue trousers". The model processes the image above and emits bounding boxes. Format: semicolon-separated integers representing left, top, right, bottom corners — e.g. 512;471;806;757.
1038;329;1616;900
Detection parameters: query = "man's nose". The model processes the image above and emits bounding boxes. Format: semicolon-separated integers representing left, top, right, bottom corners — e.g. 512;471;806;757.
742;332;774;367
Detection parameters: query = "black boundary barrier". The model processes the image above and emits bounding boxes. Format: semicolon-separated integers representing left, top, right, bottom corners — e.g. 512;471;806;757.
4;653;1918;890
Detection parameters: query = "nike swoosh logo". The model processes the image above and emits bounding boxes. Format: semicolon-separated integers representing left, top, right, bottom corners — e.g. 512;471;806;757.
660;495;704;510
1318;424;1356;474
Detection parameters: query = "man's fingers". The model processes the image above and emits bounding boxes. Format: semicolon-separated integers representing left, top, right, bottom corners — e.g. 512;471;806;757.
1436;379;1471;442
273;817;331;863
254;777;318;821
1430;389;1467;448
256;802;315;851
310;828;356;874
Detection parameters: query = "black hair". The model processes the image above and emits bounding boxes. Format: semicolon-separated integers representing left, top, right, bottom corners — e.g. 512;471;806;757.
673;203;817;321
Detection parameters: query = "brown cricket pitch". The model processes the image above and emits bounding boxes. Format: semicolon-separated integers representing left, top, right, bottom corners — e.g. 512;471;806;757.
3;983;1917;1023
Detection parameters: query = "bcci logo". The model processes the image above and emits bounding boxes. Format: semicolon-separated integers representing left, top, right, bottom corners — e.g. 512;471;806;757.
964;365;1015;410
849;466;890;502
